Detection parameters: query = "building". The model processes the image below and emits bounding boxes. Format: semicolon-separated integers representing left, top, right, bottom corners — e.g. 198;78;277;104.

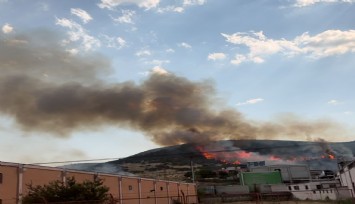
0;161;197;204
339;160;355;197
240;171;283;192
250;164;312;183
287;181;352;200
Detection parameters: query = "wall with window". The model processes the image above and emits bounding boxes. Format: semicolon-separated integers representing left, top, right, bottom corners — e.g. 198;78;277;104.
121;177;139;204
0;162;197;204
288;181;351;200
291;188;337;200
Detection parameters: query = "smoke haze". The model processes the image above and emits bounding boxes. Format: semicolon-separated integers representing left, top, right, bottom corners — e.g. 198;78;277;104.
0;31;352;145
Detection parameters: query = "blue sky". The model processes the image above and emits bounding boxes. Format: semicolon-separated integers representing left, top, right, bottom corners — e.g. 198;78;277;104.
1;0;355;164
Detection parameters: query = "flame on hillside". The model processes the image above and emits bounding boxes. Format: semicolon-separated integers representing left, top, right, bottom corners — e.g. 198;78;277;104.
195;144;336;165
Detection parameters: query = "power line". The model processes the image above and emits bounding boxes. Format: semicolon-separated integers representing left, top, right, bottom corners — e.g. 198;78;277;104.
28;157;120;165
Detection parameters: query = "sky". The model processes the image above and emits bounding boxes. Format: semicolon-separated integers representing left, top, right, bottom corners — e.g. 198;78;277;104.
1;0;355;164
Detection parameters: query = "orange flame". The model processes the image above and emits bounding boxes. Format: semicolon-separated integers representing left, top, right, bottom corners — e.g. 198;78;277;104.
195;145;336;165
196;146;249;164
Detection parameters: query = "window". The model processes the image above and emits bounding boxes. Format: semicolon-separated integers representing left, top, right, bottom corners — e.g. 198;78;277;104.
0;173;2;184
288;186;292;190
294;186;299;190
160;187;164;191
305;185;309;190
128;185;133;191
316;185;322;189
0;199;2;204
313;191;316;194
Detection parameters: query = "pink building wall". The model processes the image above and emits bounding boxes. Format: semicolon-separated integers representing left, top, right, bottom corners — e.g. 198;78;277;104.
0;164;18;204
0;162;197;204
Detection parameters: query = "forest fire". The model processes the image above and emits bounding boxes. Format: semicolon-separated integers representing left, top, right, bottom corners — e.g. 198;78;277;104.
195;144;336;165
195;145;270;164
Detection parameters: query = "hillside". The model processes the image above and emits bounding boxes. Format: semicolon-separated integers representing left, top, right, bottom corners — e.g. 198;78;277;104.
63;139;355;181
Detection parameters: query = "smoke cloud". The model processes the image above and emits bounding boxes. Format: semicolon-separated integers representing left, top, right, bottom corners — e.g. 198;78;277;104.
0;30;352;145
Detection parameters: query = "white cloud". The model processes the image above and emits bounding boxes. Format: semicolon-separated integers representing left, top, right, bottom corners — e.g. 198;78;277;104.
231;54;247;65
208;52;226;61
101;34;126;49
157;6;184;13
344;111;353;115
157;0;204;13
223;30;355;65
151;66;169;75
66;48;79;55
98;0;160;10
136;49;151;56
236;98;264;106
71;8;93;24
98;0;203;13
2;23;13;34
56;18;100;51
166;48;175;53
178;42;192;49
146;59;170;66
173;7;184;12
183;0;206;6
112;10;136;24
327;99;343;105
294;0;355;7
116;37;126;47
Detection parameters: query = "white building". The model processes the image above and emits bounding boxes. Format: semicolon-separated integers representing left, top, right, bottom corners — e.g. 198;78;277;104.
339;161;355;198
287;181;352;200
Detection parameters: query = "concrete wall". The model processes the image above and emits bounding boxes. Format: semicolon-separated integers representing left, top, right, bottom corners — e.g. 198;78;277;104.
140;179;155;204
339;162;355;197
215;185;250;194
0;162;197;204
288;182;352;201
99;174;120;199
0;164;18;204
22;166;63;196
291;189;337;200
270;184;289;192
156;181;169;204
65;171;94;183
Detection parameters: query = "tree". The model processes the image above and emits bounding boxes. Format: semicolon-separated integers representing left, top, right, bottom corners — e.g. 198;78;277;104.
22;177;111;204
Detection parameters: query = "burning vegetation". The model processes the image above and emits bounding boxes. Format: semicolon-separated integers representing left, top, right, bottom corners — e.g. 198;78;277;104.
195;141;337;166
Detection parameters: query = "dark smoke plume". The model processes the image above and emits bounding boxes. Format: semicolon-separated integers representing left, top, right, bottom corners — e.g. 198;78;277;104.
0;31;352;145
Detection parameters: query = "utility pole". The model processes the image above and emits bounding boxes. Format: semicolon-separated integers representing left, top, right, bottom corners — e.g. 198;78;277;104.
190;158;195;183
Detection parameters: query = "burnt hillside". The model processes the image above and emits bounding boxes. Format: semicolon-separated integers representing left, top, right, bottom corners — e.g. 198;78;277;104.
109;139;355;170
